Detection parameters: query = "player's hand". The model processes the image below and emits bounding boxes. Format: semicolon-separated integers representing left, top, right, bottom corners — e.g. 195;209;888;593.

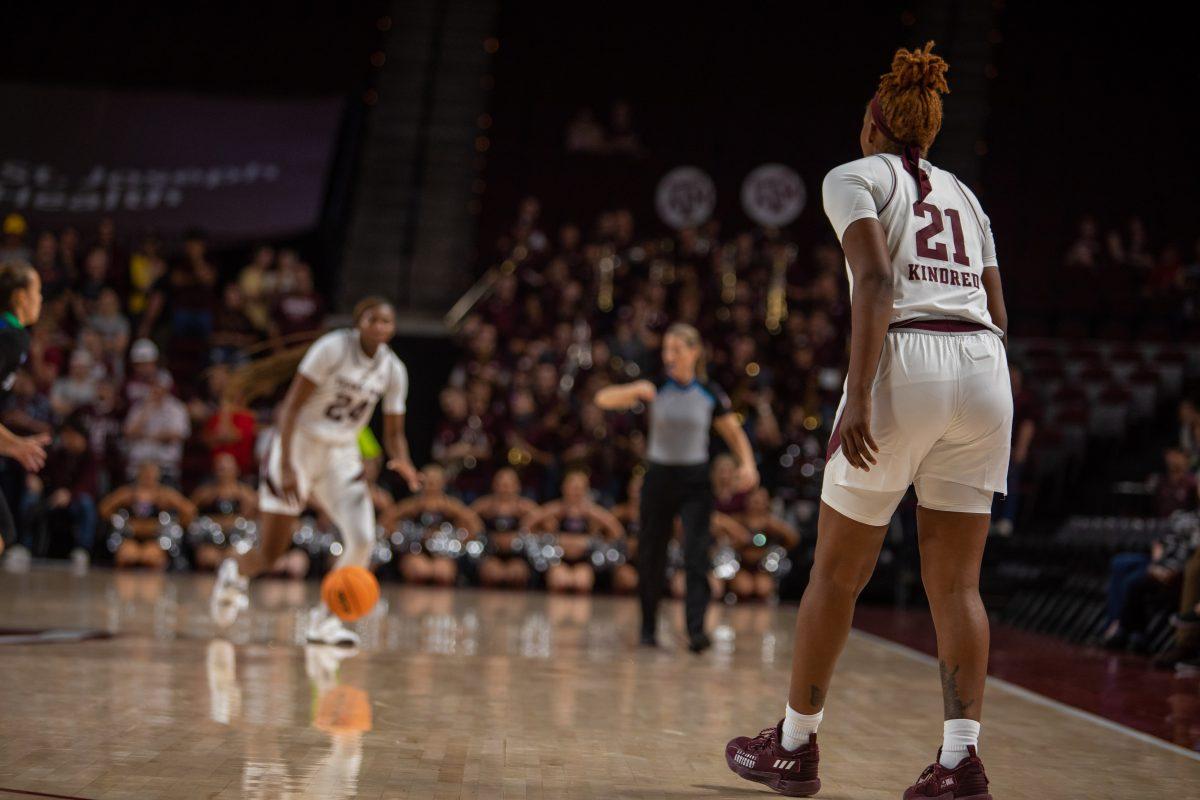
732;461;760;492
634;382;658;404
280;462;301;505
8;433;50;473
838;395;878;471
388;458;422;492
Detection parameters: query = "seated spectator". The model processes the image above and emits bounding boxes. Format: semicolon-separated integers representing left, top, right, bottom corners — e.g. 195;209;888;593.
210;283;260;365
521;470;624;594
125;338;172;407
1101;515;1197;651
32;231;70;301
21;414;97;566
432;387;492;495
271;263;325;339
199;372;258;476
1152;447;1198;517
168;229;219;340
382;464;484;587
712;454;749;515
189;453;258;571
729;487;800;601
71;245;112;320
50;350;100;418
237;244;278;333
86;288;131;361
471;467;538;588
127;233;166;322
100;461;196;570
123;375;191;485
0;213;31;264
1154;543;1200;670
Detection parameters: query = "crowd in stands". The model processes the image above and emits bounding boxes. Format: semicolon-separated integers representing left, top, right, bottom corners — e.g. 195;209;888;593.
0;212;326;569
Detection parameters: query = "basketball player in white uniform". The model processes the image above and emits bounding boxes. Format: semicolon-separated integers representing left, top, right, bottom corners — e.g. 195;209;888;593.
211;297;420;646
726;43;1008;798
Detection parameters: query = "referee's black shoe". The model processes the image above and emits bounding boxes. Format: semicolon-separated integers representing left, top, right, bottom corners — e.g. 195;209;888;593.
639;629;658;647
687;631;712;653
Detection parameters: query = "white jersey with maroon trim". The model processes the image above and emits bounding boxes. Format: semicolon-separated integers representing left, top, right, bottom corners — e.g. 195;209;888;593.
293;328;409;445
822;153;1001;335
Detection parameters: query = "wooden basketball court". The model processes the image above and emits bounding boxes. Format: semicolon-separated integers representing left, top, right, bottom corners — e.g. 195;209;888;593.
0;567;1196;799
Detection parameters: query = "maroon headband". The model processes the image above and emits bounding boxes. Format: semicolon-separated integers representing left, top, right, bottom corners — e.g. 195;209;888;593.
869;94;932;202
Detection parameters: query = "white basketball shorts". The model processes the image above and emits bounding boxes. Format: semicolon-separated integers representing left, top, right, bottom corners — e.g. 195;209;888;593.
821;324;1013;526
259;428;375;566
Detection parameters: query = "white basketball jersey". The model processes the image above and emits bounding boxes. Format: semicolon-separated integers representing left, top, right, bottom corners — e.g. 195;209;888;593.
822;153;1001;334
294;329;409;444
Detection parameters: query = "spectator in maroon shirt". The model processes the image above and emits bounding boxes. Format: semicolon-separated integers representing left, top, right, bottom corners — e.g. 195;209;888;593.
1154;447;1199;517
167;229;220;340
271;263;325;339
210;283;260;365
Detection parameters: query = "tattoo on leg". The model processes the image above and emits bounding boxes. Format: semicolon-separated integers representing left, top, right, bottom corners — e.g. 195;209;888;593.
809;684;825;708
939;661;976;718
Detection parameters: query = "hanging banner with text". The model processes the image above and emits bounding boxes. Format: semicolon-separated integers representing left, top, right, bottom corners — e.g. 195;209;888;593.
0;84;343;240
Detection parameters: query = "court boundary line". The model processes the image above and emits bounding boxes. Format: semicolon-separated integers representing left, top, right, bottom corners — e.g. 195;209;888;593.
851;629;1200;764
0;787;95;800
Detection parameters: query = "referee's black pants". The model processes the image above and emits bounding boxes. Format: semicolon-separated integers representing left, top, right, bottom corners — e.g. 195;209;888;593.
638;462;713;637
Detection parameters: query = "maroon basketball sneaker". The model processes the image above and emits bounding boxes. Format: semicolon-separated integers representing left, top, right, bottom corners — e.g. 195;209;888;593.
903;746;992;800
724;721;820;797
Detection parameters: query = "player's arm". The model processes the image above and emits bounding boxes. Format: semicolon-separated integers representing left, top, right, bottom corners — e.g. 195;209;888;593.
382;359;421;492
981;267;1007;341
0;422;48;472
594;380;657;411
838;217;894;471
383;413;420;492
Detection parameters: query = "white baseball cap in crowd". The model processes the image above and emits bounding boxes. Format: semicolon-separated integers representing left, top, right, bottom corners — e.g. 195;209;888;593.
130;338;159;364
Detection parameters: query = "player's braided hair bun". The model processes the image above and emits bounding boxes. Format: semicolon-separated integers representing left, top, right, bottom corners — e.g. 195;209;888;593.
876;40;950;154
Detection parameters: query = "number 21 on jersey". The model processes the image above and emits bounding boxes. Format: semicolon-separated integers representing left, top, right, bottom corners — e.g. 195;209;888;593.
914;201;970;267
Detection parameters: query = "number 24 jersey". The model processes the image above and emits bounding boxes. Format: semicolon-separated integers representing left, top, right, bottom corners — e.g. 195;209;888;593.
821;152;1001;335
294;328;409;445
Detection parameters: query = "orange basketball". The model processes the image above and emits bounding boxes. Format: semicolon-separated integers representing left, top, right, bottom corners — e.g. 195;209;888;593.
320;566;380;622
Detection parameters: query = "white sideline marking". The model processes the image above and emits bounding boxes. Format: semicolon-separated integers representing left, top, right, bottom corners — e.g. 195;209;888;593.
850;629;1200;764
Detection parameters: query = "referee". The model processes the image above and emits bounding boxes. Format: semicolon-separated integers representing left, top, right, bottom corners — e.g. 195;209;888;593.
0;261;49;558
596;323;758;652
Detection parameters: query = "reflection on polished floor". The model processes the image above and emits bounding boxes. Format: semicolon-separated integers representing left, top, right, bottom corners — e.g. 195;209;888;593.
0;567;1198;800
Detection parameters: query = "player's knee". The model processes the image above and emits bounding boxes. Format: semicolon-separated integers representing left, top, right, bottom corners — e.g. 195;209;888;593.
810;559;874;598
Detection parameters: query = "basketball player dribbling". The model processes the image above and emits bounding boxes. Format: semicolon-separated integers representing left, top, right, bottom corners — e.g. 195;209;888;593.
210;297;420;647
725;43;1011;799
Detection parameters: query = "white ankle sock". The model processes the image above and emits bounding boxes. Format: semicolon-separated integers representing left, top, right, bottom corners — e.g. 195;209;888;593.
940;719;980;768
781;705;822;752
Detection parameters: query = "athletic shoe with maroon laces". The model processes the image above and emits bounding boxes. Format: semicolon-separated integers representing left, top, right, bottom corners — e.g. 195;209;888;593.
903;746;992;800
724;721;820;797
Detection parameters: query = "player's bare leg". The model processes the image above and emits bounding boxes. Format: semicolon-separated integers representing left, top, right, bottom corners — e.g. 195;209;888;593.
786;503;888;714
918;506;990;724
211;512;296;627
